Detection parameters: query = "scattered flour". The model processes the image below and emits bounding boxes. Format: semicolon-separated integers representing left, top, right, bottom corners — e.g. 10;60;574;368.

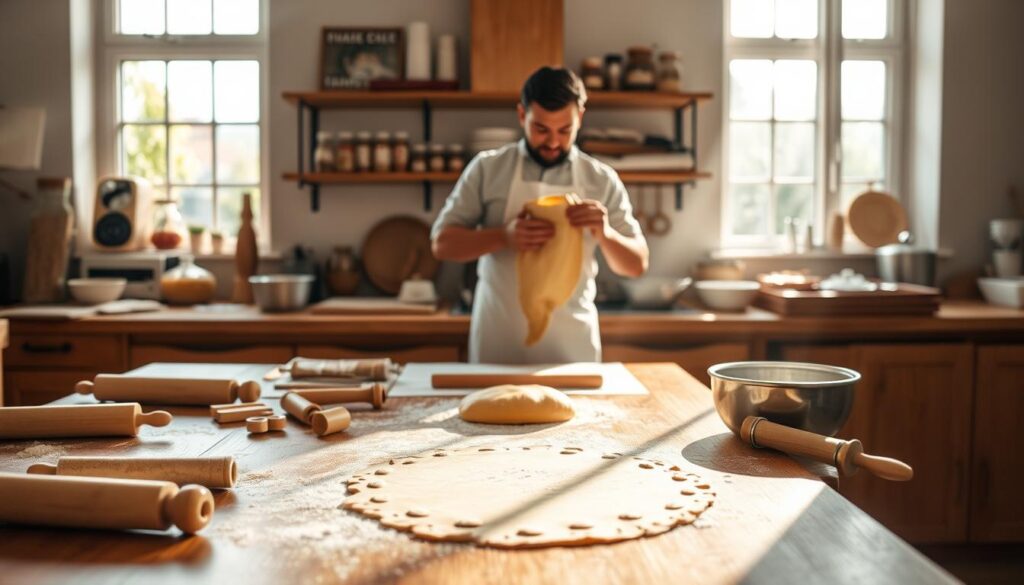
14;442;66;459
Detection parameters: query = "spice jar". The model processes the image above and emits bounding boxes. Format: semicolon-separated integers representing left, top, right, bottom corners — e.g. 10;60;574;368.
392;131;410;172
314;131;335;172
335;131;355;172
354;131;372;172
624;46;656;90
373;131;392;172
410;143;428;172
151;198;187;250
581;57;604;90
447;144;466;172
428;143;446;172
604;54;624;90
656;51;683;92
160;254;217;305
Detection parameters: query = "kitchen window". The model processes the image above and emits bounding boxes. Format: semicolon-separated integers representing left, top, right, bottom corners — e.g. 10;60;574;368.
722;0;905;247
98;0;268;239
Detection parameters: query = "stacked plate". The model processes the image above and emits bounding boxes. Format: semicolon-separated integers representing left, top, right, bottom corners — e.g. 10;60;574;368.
470;127;520;155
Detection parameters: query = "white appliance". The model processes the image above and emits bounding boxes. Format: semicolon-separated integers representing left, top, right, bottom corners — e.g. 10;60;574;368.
79;251;183;299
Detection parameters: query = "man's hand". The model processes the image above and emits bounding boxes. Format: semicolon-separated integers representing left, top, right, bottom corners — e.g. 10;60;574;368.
566;199;610;240
506;212;555;251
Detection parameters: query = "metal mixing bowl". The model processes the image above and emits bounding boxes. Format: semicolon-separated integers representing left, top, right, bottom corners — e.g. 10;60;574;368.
707;361;860;437
249;274;314;312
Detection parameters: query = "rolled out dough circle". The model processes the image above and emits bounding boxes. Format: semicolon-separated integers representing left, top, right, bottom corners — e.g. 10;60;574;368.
343;445;715;548
459;384;575;424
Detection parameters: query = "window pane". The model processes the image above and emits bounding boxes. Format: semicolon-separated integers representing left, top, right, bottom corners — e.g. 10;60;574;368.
774;60;817;121
168;61;213;122
730;123;771;180
216;125;261;184
167;0;211;35
122;124;167;185
775;0;817;39
172;186;214;229
841;182;877;209
731;0;774;38
214;61;260;122
842;60;886;120
775;184;814;234
774;122;815;179
842;122;885;180
217;187;260;233
169;125;213;184
120;0;165;34
730;60;773;120
843;0;888;39
730;183;771;236
121;61;166;122
214;0;259;34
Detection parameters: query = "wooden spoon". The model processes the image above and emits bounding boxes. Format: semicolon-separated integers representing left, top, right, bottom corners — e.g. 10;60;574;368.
647;186;672;236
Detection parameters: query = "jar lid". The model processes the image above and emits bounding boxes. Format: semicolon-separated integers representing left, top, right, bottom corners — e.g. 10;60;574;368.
604;54;623;63
583;56;602;68
447;144;464;152
316;131;333;140
356;130;372;139
429;143;445;153
375;131;391;140
412;143;428;152
394;130;410;140
627;45;653;55
337;130;354;140
658;51;681;61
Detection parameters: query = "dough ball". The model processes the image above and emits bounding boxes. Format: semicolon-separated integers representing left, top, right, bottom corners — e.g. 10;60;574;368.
459;384;575;424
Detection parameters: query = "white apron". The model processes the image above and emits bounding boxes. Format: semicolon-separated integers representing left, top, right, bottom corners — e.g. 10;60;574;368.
469;152;600;364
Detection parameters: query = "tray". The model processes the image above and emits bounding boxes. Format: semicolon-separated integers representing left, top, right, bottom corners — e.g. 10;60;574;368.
754;283;941;316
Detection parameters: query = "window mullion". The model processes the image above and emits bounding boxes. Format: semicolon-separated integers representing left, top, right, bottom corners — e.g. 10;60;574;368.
821;0;843;244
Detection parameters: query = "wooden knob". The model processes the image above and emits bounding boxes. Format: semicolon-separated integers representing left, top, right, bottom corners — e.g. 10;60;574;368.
74;380;94;395
136;410;173;428
235;380;262;403
163;484;215;534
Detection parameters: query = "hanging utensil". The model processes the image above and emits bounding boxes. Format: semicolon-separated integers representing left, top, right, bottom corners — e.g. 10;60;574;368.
647;185;672;236
632;184;648;230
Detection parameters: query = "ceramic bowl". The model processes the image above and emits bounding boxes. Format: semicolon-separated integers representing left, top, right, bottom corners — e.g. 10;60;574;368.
67;278;127;305
694;280;760;311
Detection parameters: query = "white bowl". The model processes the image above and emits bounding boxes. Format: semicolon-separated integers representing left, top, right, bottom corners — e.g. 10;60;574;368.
695;280;760;311
68;278;127;305
978;277;1024;308
621;277;692;309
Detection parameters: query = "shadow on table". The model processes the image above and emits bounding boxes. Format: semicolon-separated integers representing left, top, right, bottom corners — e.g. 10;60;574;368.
0;527;212;565
680;432;799;479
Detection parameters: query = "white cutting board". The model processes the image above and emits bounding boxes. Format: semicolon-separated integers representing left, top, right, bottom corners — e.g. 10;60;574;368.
311;297;437;315
389;362;649;397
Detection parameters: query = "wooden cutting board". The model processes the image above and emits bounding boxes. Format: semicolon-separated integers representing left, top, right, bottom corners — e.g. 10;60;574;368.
754;283;941;316
361;216;439;295
470;0;564;92
310;297;437;315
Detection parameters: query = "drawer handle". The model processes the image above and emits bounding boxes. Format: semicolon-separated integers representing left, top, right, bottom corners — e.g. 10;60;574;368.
21;342;73;354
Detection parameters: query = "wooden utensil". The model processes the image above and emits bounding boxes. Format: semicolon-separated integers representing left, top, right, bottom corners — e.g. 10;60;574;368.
361;216;439;294
633;185;648;228
0;403;172;439
26;456;237;489
213;405;273;424
281;391;322;423
431;373;603;389
310;406;351;437
294;384;387;409
232;192;258;304
75;374;262;406
647;186;672;236
846;190;908;248
0;472;214;534
741;416;913;481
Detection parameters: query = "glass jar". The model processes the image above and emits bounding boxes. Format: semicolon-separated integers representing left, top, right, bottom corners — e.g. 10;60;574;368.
314;131;335;172
624;46;656;90
410;143;428;172
160;254;217;305
335;131;355;172
373;131;392;172
354;131;373;172
604;54;624;90
447;144;466;172
581;57;604;90
428;143;446;172
392;131;410;172
151;198;187;250
656;51;683;92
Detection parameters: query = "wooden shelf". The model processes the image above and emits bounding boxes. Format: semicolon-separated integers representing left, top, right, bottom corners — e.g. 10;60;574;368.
282;90;712;110
283;170;711;185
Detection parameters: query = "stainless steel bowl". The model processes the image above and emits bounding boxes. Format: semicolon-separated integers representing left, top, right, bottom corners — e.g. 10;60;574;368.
621;277;692;309
249;274;314;312
707;361;860;437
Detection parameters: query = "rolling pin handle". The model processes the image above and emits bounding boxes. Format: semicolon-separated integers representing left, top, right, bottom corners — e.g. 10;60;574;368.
852;451;914;482
26;463;58;475
164;484;215;534
236;380;262;403
74;380;94;395
137;410;173;428
372;383;386;409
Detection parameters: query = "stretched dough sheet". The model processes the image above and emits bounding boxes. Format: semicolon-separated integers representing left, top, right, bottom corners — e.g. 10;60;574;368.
389;363;649;397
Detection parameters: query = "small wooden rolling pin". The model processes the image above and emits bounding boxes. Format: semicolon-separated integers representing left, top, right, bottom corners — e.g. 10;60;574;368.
75;374;262;406
293;383;387;409
26;456;237;489
431;373;603;389
281;392;350;437
0;403;171;439
0;472;213;534
741;416;914;481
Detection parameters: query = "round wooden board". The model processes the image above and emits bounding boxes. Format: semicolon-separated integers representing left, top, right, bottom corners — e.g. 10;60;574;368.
847;190;908;248
361;216;439;294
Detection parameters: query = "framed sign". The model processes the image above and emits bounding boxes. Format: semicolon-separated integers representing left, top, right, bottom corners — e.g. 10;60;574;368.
320;27;405;90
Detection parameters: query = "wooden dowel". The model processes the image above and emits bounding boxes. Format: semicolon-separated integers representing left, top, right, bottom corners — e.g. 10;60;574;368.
310;406;351;437
214;406;273;424
431;374;603;389
293;384;386;409
281;392;321;424
25;456;237;488
0;403;171;439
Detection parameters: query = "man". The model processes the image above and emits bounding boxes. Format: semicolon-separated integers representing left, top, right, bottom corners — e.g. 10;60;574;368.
431;66;649;364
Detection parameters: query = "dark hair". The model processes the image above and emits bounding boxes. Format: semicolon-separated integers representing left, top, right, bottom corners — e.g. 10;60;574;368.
520;66;587;111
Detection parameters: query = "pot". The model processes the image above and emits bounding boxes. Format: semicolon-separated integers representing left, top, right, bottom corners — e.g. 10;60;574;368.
875;231;936;286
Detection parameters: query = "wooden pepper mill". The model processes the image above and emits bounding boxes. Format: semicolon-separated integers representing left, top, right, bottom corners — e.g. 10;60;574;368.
232;192;258;304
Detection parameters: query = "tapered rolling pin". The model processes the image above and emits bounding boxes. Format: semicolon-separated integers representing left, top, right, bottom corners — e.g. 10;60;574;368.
0;472;213;534
281;392;321;424
75;374;262;406
431;374;603;389
26;456;237;488
294;383;387;409
741;416;914;481
0;403;172;439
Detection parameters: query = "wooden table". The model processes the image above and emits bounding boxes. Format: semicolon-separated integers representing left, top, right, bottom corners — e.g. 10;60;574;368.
0;363;956;584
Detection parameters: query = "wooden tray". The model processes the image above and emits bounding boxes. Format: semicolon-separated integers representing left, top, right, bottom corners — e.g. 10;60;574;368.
754;283;942;316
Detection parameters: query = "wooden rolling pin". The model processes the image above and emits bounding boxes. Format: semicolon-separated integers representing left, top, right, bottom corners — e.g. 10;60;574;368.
741;416;914;481
0;472;213;534
294;383;387;409
431;373;603;389
310;407;351;437
281;391;321;424
0;403;172;439
26;456;237;488
75;374;262;406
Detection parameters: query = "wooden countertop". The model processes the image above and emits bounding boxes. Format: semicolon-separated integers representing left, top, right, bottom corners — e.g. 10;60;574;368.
0;363;953;584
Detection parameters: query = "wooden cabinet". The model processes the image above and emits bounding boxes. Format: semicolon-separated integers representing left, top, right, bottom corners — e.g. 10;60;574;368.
780;343;974;543
130;344;294;369
603;342;749;386
7;334;124;370
297;344;461;363
971;345;1024;542
5;370;99;406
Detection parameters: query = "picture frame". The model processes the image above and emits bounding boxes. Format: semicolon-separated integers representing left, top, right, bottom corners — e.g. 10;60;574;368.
320;27;405;90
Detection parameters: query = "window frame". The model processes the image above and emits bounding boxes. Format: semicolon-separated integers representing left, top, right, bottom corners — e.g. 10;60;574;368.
97;0;271;247
721;0;907;249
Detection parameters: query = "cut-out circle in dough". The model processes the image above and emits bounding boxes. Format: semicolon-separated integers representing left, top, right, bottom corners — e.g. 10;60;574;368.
343;445;715;549
458;384;575;424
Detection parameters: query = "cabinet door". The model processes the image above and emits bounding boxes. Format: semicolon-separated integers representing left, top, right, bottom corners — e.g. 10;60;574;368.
7;334;125;370
971;345;1024;542
602;343;749;386
130;345;294;369
296;345;461;364
5;370;99;406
